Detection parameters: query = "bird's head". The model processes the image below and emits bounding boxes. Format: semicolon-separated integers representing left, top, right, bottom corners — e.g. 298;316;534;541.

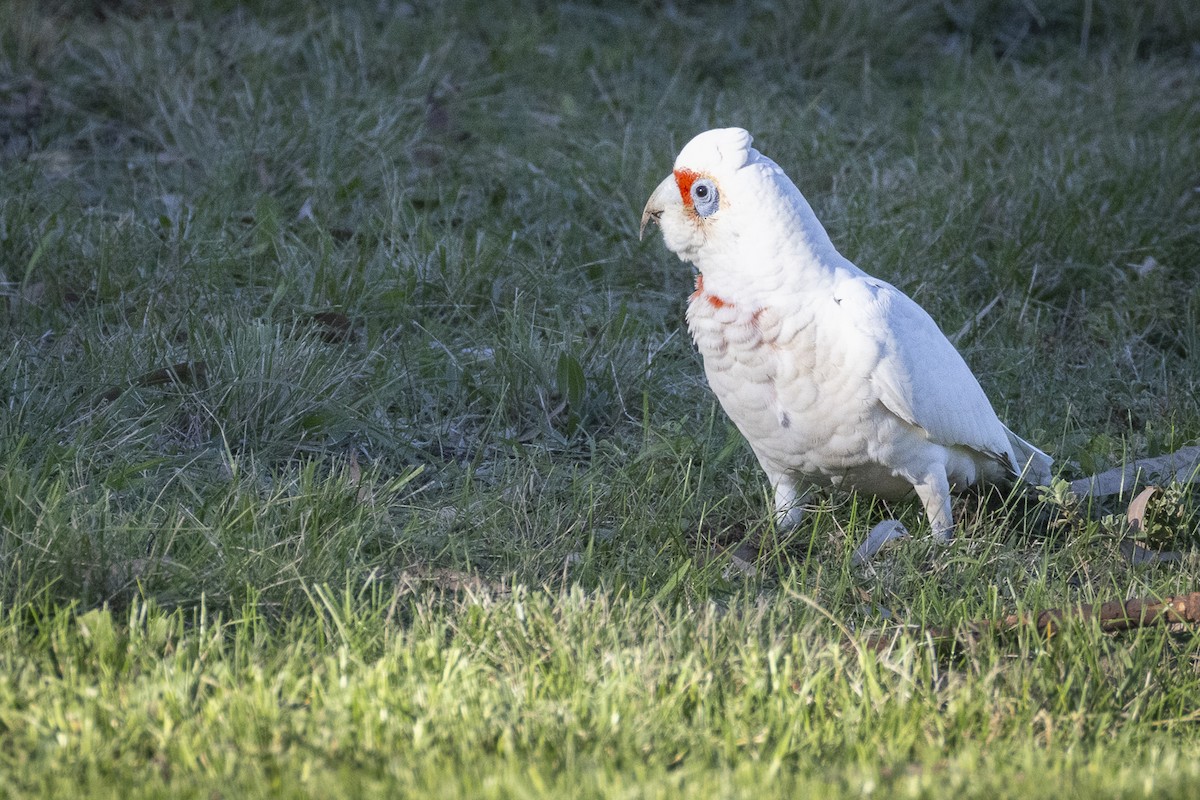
640;127;841;289
639;127;755;264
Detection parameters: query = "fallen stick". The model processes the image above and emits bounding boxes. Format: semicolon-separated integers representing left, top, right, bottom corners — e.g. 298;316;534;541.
863;591;1200;654
1069;445;1200;499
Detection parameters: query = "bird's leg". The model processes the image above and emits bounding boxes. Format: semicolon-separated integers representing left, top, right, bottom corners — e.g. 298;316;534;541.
912;470;955;542
729;474;806;567
772;475;807;530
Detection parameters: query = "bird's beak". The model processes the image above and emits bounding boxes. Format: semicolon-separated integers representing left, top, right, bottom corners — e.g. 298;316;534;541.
639;174;676;241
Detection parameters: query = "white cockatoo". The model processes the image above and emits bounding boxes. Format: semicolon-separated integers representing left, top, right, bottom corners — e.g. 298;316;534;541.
640;127;1053;540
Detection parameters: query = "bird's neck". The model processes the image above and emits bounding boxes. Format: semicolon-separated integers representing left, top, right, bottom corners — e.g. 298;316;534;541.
692;235;855;308
696;185;855;301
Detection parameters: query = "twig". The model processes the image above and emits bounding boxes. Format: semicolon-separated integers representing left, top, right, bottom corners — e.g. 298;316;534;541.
863;591;1200;654
950;293;1001;344
1069;445;1200;499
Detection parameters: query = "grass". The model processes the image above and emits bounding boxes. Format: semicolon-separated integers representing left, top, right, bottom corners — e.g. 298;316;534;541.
2;0;1200;795
4;590;1200;798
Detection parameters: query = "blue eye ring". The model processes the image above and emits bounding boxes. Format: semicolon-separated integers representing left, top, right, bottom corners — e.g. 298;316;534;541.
691;178;719;217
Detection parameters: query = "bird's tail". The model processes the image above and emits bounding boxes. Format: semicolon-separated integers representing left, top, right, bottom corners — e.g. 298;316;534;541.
1003;425;1054;486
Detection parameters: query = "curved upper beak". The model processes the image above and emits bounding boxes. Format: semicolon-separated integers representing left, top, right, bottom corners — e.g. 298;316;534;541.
639;174;676;241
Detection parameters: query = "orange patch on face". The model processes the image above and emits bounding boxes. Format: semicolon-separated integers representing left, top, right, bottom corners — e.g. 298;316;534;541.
673;168;701;207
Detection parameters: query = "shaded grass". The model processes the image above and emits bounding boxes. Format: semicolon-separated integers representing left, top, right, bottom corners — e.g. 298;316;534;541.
2;0;1200;794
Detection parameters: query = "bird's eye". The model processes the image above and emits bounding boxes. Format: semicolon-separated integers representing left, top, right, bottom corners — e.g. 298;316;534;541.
690;178;719;218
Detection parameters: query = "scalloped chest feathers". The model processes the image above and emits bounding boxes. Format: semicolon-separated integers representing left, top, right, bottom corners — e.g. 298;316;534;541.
684;277;914;497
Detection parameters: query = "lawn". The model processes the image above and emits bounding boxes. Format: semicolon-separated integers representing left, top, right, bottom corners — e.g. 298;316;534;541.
2;0;1200;796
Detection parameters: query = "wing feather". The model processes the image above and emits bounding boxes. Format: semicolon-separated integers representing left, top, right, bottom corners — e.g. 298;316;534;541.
834;276;1013;464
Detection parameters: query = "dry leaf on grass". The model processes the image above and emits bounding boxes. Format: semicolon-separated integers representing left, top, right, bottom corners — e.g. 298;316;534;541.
1120;484;1188;563
97;361;208;404
308;311;360;343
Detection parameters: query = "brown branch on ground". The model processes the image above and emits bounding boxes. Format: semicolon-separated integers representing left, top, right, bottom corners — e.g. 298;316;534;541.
863;591;1200;655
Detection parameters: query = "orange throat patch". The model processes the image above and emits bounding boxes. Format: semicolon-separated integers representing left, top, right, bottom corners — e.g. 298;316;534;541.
688;273;732;310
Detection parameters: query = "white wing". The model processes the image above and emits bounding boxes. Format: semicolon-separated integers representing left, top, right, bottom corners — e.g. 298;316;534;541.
833;276;1014;465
